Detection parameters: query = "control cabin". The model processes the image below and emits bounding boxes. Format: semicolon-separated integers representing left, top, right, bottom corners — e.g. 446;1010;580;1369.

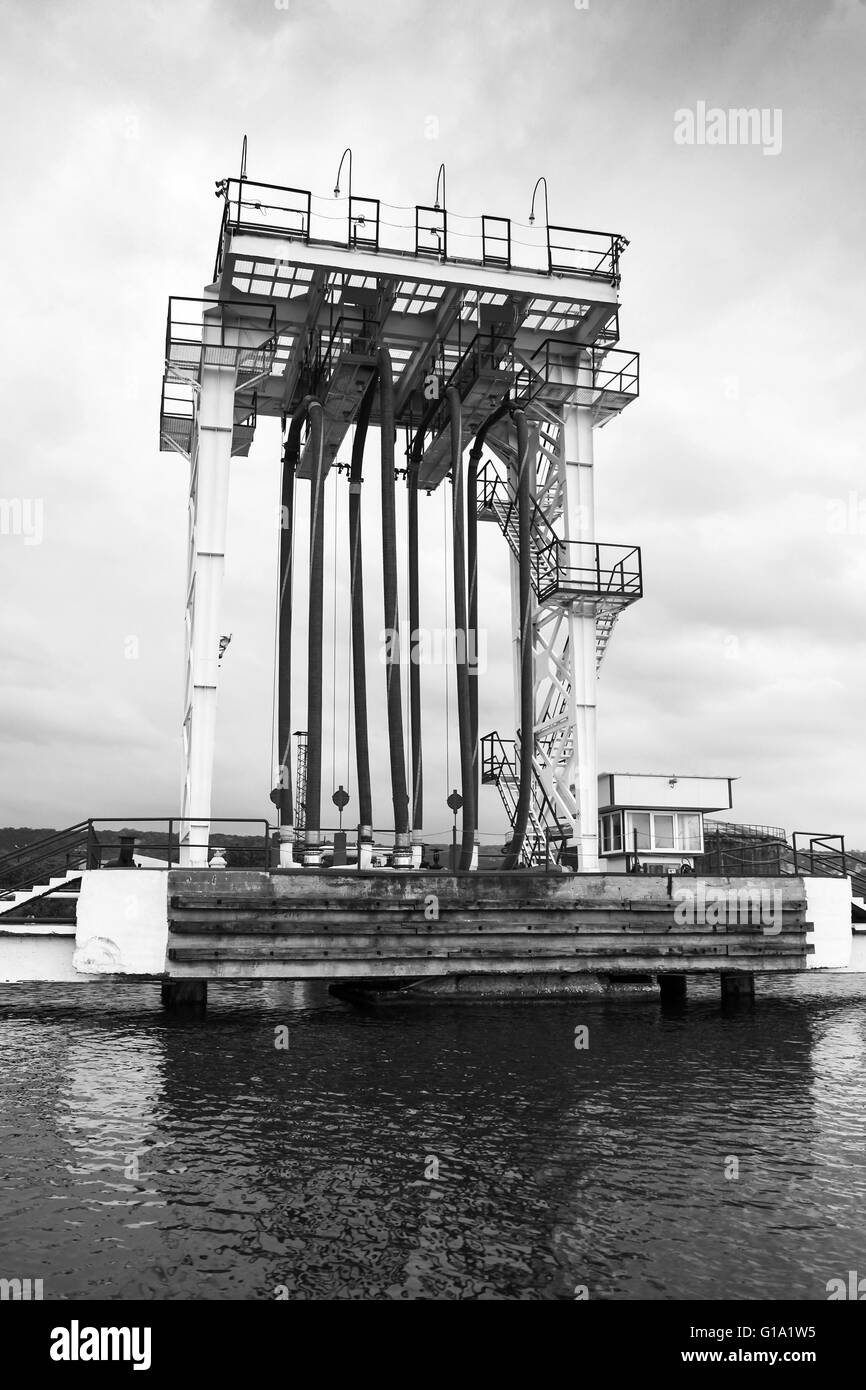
597;773;733;874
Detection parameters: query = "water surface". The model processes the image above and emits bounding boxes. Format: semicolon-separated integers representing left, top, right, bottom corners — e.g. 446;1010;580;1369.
2;961;866;1300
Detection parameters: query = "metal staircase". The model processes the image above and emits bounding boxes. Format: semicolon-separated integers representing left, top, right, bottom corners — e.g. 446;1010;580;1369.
0;871;82;920
476;403;641;866
477;459;640;652
481;732;571;867
0;821;97;897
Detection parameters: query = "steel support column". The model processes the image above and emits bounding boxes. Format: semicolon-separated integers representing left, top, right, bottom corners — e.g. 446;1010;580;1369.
180;306;237;867
560;355;599;872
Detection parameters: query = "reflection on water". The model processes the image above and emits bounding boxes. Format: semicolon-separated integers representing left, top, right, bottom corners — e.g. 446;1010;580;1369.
1;969;866;1300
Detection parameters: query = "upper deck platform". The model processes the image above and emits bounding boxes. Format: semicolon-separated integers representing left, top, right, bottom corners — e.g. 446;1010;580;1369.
160;168;637;477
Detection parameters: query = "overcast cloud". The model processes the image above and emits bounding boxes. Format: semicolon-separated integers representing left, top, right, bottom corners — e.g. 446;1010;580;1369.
1;0;864;845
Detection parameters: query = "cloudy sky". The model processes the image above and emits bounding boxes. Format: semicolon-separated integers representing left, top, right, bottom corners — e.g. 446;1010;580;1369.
1;0;864;847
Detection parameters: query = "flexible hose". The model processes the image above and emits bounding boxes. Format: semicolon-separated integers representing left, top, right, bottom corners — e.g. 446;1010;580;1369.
447;387;476;870
378;347;410;854
275;401;311;827
349;374;377;841
405;392;446;841
304;401;326;859
503;409;533;869
407;457;422;836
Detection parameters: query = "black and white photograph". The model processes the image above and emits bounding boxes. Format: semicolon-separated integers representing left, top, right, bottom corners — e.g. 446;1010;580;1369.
1;0;864;1356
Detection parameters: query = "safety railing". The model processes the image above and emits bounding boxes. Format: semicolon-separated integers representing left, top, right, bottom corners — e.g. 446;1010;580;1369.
480;731;571;866
316;313;378;387
415;205;447;258
349;195;380;250
164;297;277;384
704;818;787;844
533;538;642;605
210;172;627;285
232;390;258;454
547;226;627;281
694;830;866;894
449;331;515;397
477;460;592;597
159;380;195;455
226;178;311;241
592;346;640;398
88;819;274;870
1;820;277;892
482;215;512;268
410;334;517;464
512;340;640;413
791;834;848;879
481;731;519;787
0;821;94;894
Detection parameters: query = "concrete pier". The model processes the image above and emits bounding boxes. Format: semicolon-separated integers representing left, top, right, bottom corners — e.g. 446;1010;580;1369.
659;973;688;1005
720;972;755;1004
164;870;814;985
161;980;207;1009
0;868;854;996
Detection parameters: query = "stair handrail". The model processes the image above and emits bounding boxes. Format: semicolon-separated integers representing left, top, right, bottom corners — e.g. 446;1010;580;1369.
0;820;95;893
0;820;92;874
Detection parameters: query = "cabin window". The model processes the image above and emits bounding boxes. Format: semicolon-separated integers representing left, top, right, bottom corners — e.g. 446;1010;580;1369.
623;810;704;854
599;811;623;853
654;814;675;849
677;813;702;852
629;812;652;851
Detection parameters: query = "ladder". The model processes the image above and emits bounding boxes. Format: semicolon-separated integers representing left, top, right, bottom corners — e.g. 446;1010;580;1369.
293;730;308;834
481;732;570;867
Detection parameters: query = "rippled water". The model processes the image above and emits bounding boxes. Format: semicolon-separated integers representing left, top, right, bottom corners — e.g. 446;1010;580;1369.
2;959;866;1301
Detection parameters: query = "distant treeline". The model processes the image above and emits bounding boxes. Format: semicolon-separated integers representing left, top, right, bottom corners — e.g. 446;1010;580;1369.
0;826;272;869
0;828;56;854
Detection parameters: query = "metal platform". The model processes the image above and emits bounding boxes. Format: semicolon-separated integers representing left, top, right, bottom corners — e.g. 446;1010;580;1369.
166;173;637;487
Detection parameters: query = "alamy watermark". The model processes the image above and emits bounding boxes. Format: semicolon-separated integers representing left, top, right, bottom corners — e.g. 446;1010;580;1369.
826;491;866;534
379;625;487;673
0;497;43;545
1;1277;43;1300
673;883;782;934
826;1270;866;1300
674;102;782;156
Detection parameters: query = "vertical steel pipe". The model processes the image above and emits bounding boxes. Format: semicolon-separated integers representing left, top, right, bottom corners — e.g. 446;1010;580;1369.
378;347;411;865
349;374;377;845
303;400;326;866
407;454;423;843
275;403;311;864
447;387;475;871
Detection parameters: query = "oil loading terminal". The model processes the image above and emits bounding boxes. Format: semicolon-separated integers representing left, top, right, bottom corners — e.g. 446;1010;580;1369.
0;144;856;1004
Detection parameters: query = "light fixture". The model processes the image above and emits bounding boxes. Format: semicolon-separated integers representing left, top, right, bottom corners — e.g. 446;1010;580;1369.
334;146;352;200
528;175;550;227
434;162;446;212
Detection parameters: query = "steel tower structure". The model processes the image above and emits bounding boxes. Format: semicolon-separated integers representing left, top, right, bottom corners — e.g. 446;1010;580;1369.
159;151;640;868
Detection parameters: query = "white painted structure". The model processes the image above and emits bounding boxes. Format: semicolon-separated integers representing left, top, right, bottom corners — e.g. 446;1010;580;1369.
597;771;732;872
804;877;853;969
521;355;602;871
160;167;639;871
162;294;275;865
